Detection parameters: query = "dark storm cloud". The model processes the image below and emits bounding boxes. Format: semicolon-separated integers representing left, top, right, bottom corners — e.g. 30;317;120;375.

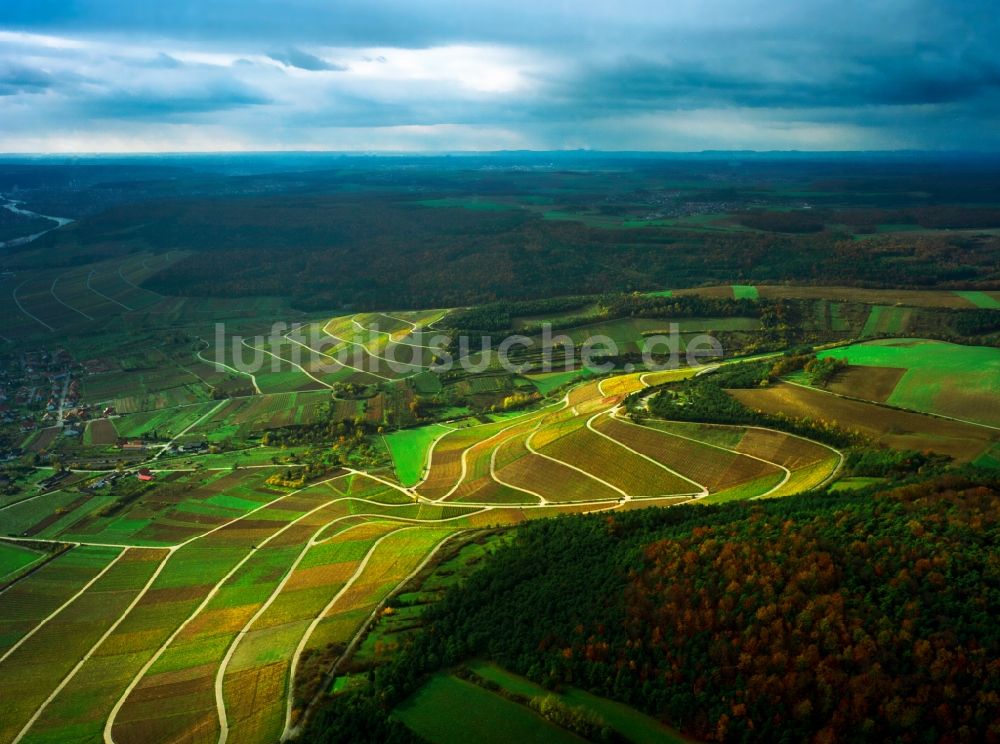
1;0;999;150
266;48;347;72
77;82;271;119
0;0;583;47
0;61;91;95
0;62;58;94
147;52;183;69
539;47;1000;115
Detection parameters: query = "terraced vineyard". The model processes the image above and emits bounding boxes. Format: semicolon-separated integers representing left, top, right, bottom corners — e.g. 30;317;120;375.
0;353;855;743
2;264;996;744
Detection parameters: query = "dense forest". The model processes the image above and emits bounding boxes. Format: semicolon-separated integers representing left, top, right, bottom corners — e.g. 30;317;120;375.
130;212;1000;309
305;472;1000;743
4;155;998;310
442;294;763;336
20;192;1000;311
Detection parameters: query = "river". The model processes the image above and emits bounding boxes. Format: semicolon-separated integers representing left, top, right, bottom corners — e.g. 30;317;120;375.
0;195;75;249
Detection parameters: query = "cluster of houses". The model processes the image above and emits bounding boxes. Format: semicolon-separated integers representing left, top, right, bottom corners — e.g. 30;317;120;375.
172;441;208;455
45;378;80;413
86;467;155;490
110;438;207;459
0;447;23;462
37;468;73;491
0;348;86;434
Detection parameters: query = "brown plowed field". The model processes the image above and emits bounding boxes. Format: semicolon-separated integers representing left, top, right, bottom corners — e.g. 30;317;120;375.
729;382;996;461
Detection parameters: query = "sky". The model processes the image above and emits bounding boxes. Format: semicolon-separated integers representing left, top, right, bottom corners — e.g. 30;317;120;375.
1;0;998;152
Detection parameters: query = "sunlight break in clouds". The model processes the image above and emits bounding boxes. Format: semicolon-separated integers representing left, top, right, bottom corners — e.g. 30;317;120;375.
1;1;999;151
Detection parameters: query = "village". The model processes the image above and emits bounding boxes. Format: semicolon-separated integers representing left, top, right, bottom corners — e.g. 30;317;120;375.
0;346;216;504
0;347;83;459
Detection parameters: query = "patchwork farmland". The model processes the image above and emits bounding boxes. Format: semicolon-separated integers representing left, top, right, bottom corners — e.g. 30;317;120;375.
2;149;999;744
0;345;862;743
815;338;1000;427
3;269;999;744
730;381;996;461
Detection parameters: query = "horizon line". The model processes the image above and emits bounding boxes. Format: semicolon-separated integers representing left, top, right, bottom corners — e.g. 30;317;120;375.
3;148;1000;158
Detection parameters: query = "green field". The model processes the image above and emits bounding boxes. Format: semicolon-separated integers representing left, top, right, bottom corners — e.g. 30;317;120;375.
974;443;1000;469
955;290;1000;309
0;490;93;537
860;305;885;335
524;368;595;395
819;338;1000;426
0;541;45;579
732;284;759;299
416;197;518;211
699;471;784;503
394;674;583;744
383;424;451;486
6;151;1000;744
467;662;687;743
156;444;311;469
113;400;220;439
0;289;985;743
828;477;888;492
411;370;444;394
861;305;912;336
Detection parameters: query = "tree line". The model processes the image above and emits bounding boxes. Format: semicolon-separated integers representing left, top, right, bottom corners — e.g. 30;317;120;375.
304;471;1000;743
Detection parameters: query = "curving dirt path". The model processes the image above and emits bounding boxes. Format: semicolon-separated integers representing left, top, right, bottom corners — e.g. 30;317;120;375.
0;548;128;666
280;525;416;739
12;279;55;331
14;550;174;744
86;269;133;310
50;272;94;321
243;336;334;389
197;338;261;394
587;410;708;498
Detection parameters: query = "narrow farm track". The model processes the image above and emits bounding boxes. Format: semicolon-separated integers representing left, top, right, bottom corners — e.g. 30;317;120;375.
0;547;128;666
279;328;390;384
410;424;457;492
281;525;415;740
12;280;55;332
243;336;334;389
87;269;133;310
524;424;630;499
150;398;228;460
198;339;262;394
607;412;789;498
1;475;343;742
289;530;464;738
319;321;422;380
489;434;547;504
10;549;173;744
0;469;481;744
216;511;482;744
414;397;567;498
213;515;362;744
116;259;153;294
416;368;843;508
0;356;849;744
104;485;401;744
433;411;550;502
586;410;708;498
350;314;445;351
49;273;94;321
